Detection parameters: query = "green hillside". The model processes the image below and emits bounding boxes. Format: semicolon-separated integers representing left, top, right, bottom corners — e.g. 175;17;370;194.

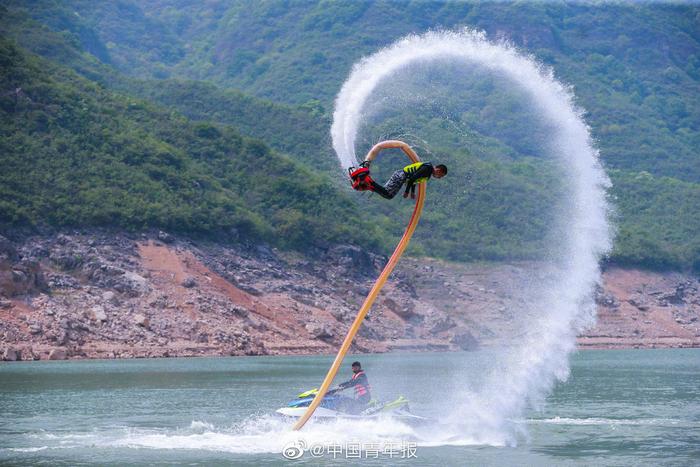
45;0;696;183
8;1;698;181
1;1;699;271
0;34;562;263
125;79;337;175
0;39;387;251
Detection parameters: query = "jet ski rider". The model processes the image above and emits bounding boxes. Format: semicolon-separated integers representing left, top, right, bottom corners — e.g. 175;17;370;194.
335;361;371;414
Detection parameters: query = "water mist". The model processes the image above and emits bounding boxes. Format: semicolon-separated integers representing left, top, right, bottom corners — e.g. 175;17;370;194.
332;29;612;445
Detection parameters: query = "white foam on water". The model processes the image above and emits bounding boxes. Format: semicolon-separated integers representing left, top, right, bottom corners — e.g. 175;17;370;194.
331;29;612;446
12;413;512;455
528;417;687;426
6;446;49;453
188;420;216;433
17;417;452;454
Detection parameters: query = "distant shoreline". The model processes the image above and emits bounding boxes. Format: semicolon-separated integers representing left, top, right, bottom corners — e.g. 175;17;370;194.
2;340;699;363
3;232;699;362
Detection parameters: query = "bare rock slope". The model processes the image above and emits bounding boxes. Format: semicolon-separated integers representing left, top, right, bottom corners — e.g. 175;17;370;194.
0;232;698;360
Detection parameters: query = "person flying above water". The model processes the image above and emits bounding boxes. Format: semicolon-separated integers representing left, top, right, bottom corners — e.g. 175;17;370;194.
334;361;371;413
349;160;447;199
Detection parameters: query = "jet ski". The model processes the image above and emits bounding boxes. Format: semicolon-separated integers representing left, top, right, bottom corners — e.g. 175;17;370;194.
275;388;428;423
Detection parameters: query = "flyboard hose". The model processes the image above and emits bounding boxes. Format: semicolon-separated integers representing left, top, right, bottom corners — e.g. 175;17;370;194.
292;140;425;430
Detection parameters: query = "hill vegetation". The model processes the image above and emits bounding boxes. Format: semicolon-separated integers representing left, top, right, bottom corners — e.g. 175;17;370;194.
1;1;699;271
0;39;387;251
79;1;699;182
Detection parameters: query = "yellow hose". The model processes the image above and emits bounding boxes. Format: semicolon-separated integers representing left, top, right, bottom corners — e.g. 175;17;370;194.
292;140;425;430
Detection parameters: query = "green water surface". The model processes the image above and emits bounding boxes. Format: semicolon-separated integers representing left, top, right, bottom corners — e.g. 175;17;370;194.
0;349;698;466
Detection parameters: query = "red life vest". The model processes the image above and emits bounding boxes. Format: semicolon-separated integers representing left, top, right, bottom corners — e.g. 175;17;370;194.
352;370;371;398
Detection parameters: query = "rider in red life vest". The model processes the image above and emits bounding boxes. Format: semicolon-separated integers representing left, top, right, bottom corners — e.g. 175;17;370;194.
336;361;371;413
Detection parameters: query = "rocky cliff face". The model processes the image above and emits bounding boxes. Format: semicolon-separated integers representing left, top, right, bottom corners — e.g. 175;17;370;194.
0;231;698;361
582;269;700;348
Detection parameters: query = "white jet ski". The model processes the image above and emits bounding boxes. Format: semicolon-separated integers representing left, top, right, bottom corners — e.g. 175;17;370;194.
275;388;429;423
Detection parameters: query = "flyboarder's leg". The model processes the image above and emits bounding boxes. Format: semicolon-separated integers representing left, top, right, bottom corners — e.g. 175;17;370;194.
372;169;407;199
370;182;394;199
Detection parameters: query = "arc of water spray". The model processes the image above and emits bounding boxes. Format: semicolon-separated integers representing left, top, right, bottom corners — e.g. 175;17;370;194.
292;140;425;431
326;29;611;439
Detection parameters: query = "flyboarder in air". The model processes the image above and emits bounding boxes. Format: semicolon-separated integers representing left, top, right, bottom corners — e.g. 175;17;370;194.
292;141;429;431
349;160;447;199
334;361;371;413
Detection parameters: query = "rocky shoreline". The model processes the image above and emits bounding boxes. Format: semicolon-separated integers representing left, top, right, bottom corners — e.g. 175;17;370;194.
1;231;698;361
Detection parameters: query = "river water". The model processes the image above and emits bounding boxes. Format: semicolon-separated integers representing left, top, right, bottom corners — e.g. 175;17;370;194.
1;349;698;466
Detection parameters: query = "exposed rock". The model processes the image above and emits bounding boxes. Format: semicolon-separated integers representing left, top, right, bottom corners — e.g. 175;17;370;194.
117;271;148;296
384;297;418;320
157;231;174;244
431;317;456;334
101;291;118;305
182;277;197;288
0;299;12;309
225;304;249;317
1;231;698;361
659;283;690;305
71;320;89;332
56;234;72;245
305;323;334;340
133;314;149;328
291;293;315;306
90;305;108;322
50;251;84;270
27;348;40;361
3;347;20;361
55;330;70;346
628;298;649;311
326;245;376;277
328;306;349;322
358;322;382;340
451;330;479;351
0;259;46;297
83;262;124;287
46;273;80;289
48;348;67;360
595;290;620;309
240;285;262;296
255;244;276;259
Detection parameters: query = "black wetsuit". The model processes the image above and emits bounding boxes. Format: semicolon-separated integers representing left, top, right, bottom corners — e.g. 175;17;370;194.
372;162;434;200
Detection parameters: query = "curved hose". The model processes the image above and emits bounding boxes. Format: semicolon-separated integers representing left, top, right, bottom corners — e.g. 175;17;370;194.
292;140;425;430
